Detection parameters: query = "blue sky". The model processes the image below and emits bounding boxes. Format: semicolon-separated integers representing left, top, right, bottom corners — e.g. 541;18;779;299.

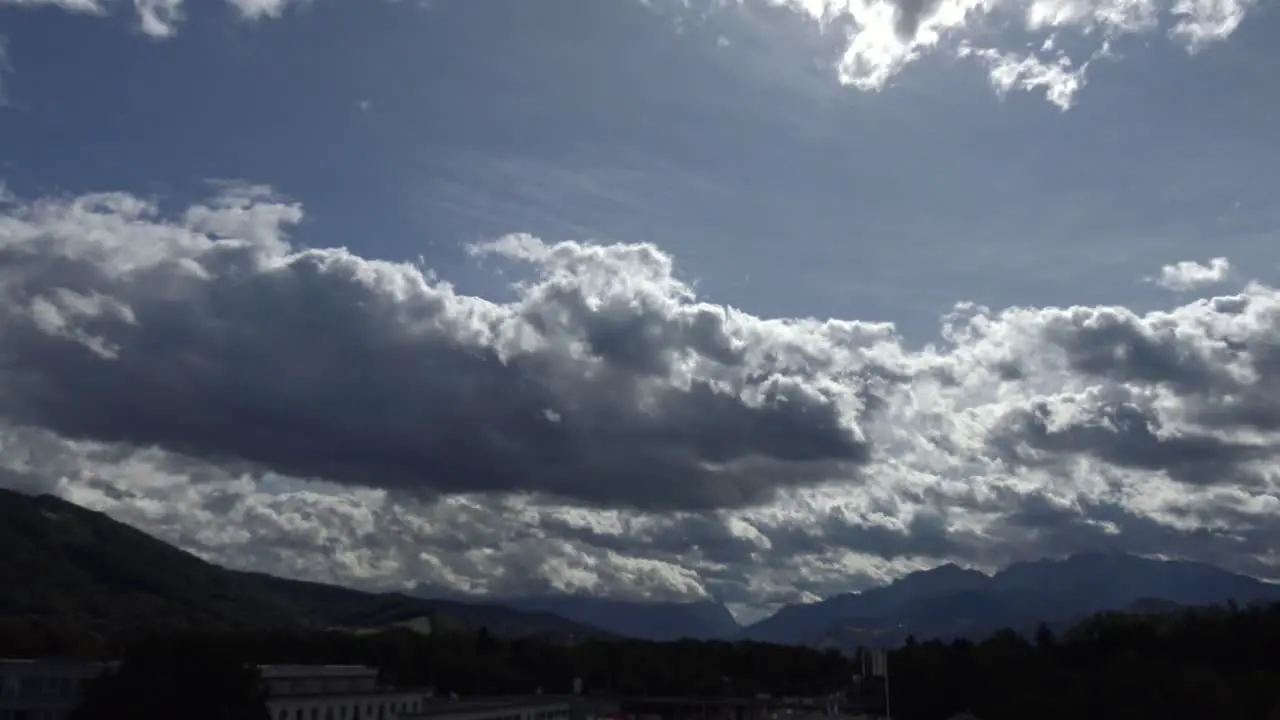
7;0;1277;335
2;0;1280;619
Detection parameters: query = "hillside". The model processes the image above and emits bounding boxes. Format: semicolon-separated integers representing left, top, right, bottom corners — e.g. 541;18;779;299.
0;489;601;639
0;489;300;631
249;573;593;637
500;595;741;640
748;551;1280;648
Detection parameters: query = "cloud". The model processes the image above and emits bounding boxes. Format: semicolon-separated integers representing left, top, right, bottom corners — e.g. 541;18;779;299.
669;0;1257;107
4;0;1255;107
0;185;884;513
959;45;1087;110
133;0;182;38
0;0;304;36
0;0;104;11
2;184;1279;613
5;0;1254;106
1152;257;1232;291
225;0;302;21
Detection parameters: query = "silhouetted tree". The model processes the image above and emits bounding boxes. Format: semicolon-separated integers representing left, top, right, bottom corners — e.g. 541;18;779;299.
1034;622;1056;648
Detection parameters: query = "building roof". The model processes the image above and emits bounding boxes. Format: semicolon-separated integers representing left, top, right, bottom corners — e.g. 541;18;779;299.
259;664;378;678
266;688;433;701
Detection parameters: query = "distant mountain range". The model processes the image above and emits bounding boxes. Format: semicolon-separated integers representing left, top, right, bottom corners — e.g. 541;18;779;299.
483;553;1280;646
5;488;1279;648
499;596;742;641
0;489;602;640
742;551;1280;649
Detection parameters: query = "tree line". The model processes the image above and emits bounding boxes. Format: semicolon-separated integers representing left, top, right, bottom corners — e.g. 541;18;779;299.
7;600;1280;720
884;601;1280;720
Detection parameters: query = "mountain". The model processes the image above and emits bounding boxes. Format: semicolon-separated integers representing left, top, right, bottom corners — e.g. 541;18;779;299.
0;489;602;639
748;551;1280;649
499;596;741;641
745;562;988;644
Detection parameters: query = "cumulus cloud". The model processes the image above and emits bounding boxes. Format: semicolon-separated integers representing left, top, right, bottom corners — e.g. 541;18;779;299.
0;185;883;512
2;185;1279;614
1152;257;1232;291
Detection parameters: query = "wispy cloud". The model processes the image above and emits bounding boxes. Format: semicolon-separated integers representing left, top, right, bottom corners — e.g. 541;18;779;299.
0;0;307;37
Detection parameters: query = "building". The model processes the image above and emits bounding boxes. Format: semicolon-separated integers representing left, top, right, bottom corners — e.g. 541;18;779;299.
0;658;112;720
3;659;432;720
402;696;575;720
261;664;434;720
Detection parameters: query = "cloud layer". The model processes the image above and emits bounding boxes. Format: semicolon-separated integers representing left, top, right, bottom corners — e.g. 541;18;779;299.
1;184;1279;616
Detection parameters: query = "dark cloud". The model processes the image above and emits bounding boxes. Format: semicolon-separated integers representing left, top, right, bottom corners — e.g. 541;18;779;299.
974;292;1280;493
990;398;1271;488
1044;309;1227;393
0;193;885;513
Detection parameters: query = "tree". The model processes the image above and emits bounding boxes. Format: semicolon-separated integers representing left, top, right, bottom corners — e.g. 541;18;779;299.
72;633;270;720
1034;623;1056;649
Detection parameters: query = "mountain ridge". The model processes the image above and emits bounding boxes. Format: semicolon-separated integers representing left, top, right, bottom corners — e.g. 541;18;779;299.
497;595;742;641
745;551;1280;648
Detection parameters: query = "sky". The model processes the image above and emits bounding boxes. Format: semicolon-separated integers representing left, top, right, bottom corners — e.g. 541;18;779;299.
1;0;1278;623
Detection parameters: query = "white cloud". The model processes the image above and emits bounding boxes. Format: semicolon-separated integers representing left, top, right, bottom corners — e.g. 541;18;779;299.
1;185;1279;614
688;0;1257;107
1152;257;1232;291
226;0;302;21
1169;0;1252;51
133;0;183;38
960;45;1088;110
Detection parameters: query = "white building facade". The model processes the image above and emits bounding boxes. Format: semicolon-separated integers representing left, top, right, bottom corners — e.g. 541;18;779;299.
261;664;433;720
0;658;110;720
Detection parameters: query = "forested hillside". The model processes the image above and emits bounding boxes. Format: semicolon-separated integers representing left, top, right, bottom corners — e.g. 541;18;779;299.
0;489;599;642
